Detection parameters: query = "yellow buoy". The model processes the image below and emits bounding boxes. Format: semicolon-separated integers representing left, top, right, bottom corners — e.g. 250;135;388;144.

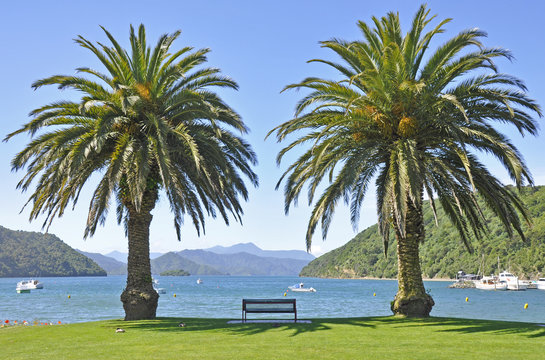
373;293;376;297
524;303;528;309
465;297;469;302
68;295;71;299
283;292;287;297
174;294;177;297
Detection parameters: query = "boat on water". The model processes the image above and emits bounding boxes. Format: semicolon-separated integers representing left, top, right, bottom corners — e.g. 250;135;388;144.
456;270;480;281
152;278;166;294
498;271;527;291
288;283;316;292
474;277;508;291
16;279;43;293
154;287;166;294
196;278;203;284
537;278;545;290
521;280;537;289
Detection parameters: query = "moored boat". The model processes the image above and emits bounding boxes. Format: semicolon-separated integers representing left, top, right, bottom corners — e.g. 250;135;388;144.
288;282;316;292
474;277;507;291
521;280;537;289
16;279;43;293
152;278;166;294
537;278;545;290
196;278;203;284
154;287;166;294
498;271;527;291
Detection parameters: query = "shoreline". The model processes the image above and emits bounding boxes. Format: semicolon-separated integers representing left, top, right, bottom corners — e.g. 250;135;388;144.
304;276;454;281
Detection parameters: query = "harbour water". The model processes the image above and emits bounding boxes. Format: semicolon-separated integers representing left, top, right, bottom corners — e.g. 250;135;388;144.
1;275;544;324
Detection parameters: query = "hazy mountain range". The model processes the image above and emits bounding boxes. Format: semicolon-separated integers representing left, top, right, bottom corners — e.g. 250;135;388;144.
204;242;315;261
0;222;315;277
83;242;314;276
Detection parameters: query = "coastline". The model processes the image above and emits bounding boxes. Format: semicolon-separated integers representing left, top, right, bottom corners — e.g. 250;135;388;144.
303;276;454;281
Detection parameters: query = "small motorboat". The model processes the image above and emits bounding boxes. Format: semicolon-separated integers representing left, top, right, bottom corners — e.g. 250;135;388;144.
196;278;203;284
521;280;537;289
498;271;527;291
154;287;166;294
474;277;507;291
288;282;316;292
537;278;545;290
152;278;166;294
16;279;43;293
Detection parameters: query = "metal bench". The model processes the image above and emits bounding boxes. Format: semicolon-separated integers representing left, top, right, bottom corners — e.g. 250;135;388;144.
242;298;297;322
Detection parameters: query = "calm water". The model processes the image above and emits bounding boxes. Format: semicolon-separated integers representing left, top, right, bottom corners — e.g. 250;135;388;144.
1;276;544;324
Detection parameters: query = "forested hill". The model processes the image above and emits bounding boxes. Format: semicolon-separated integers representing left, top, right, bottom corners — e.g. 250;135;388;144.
0;226;106;277
301;186;545;280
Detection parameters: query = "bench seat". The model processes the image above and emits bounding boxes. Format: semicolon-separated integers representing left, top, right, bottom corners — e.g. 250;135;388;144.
242;298;297;322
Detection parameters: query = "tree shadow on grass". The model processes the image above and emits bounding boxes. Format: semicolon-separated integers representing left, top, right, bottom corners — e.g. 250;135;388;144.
100;317;375;337
99;316;545;338
365;316;545;338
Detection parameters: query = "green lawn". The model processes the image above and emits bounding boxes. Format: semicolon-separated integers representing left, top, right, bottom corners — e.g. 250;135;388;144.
2;316;545;359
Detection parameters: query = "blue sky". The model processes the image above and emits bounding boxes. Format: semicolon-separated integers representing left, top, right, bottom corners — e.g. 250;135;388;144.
1;1;544;256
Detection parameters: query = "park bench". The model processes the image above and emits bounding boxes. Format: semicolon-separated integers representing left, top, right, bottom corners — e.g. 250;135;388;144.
242;298;297;322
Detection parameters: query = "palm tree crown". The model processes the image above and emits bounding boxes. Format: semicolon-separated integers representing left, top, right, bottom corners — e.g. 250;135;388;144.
6;24;258;240
271;5;540;253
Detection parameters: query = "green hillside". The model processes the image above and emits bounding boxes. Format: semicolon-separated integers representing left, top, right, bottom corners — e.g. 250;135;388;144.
0;226;106;277
301;186;545;279
78;250;126;275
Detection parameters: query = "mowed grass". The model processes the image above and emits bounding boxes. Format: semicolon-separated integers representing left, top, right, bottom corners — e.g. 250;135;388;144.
2;316;545;359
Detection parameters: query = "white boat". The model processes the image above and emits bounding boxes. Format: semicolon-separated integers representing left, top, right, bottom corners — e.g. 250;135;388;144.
154;287;166;294
474;277;508;291
498;271;527;290
537;278;545;290
521;280;537;289
288;283;316;292
196;278;203;284
16;279;43;293
152;278;166;294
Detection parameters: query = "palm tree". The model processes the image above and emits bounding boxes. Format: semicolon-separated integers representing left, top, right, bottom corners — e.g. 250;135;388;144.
5;25;258;320
269;5;541;317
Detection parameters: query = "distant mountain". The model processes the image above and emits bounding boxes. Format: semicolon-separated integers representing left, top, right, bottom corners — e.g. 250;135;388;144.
179;249;310;276
0;226;106;277
151;252;225;275
100;243;315;276
78;250;126;275
205;242;315;261
105;250;164;263
104;251;127;263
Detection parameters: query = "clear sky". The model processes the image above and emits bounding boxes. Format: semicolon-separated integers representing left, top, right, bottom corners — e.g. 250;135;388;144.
1;1;543;256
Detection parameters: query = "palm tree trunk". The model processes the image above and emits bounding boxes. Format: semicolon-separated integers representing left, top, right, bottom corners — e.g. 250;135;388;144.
390;196;434;317
120;189;159;320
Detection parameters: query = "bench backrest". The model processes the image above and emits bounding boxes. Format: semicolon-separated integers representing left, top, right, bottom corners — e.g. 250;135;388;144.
242;298;296;311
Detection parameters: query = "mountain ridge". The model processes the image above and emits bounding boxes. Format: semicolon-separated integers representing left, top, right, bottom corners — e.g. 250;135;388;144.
177;249;310;276
205;242;315;261
0;226;106;277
